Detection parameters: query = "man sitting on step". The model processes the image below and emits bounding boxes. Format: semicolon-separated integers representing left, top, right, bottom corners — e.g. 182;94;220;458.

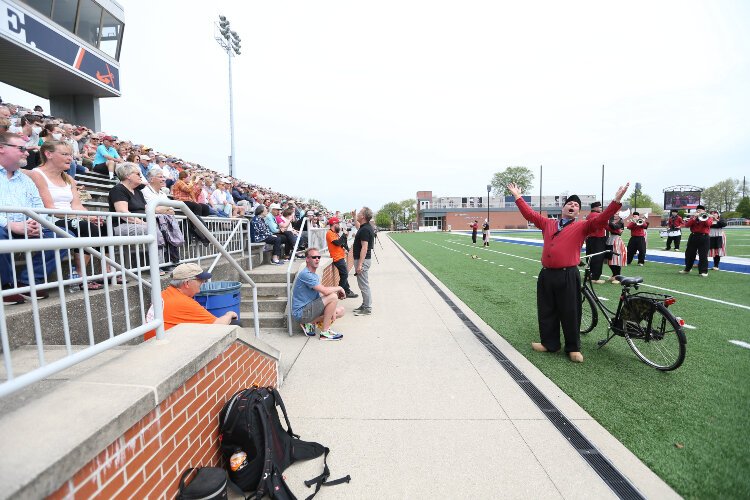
291;248;345;341
144;263;238;340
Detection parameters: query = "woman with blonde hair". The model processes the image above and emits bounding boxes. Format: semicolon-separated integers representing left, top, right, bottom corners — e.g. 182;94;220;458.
29;140;106;290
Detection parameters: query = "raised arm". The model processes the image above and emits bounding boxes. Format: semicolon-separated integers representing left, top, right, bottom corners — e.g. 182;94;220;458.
508;182;546;229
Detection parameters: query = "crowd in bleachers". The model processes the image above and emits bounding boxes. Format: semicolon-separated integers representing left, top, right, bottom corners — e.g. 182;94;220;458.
1;99;351;304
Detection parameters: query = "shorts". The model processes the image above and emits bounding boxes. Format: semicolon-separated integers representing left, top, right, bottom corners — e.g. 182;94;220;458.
299;297;325;324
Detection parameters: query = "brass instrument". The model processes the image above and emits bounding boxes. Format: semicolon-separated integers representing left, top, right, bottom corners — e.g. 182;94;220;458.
635;218;645;226
697;212;710;222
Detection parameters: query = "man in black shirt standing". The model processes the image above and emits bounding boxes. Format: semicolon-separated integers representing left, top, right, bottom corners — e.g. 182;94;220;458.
353;207;375;316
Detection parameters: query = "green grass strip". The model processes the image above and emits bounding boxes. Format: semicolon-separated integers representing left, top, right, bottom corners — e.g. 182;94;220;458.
391;231;750;500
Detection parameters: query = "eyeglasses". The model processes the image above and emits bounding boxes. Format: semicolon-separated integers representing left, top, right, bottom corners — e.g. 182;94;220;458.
55;151;73;157
308;255;322;260
1;143;27;152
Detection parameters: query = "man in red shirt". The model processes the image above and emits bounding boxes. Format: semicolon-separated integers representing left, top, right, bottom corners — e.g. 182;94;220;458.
626;211;649;266
679;205;714;276
469;220;478;244
508;182;629;363
325;217;358;298
585;201;607;283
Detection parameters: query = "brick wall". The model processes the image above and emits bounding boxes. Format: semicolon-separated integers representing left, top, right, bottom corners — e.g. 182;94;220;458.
322;251;354;288
48;341;277;500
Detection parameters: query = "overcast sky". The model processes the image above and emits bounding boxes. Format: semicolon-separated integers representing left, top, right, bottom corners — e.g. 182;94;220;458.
2;0;749;211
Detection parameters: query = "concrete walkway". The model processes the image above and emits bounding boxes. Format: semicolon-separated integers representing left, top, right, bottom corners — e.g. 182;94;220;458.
259;235;680;499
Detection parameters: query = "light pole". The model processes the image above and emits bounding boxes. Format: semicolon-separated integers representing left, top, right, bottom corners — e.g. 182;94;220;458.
215;15;241;178
486;184;491;228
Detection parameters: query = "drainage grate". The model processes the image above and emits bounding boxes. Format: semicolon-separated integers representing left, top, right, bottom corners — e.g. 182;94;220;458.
395;243;645;500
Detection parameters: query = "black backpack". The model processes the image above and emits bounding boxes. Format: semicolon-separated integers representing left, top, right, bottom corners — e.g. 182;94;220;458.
218;386;350;499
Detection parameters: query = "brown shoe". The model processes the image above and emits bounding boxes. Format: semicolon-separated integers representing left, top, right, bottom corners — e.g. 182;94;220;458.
569;352;584;363
592;279;606;284
531;342;548;352
2;292;25;305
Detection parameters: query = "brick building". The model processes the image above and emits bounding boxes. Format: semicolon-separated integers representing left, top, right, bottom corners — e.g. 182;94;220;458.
416;190;619;230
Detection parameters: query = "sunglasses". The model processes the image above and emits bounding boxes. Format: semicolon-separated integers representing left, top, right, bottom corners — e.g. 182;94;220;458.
308;255;322;260
2;143;27;152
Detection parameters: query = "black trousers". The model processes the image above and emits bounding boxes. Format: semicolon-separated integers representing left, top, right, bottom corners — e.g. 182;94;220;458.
665;233;681;250
684;233;709;273
333;258;352;293
627;236;646;265
472;231;477;244
585;236;606;279
537;267;581;353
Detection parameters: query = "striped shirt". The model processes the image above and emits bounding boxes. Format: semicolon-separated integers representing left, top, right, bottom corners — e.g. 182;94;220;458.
0;167;44;228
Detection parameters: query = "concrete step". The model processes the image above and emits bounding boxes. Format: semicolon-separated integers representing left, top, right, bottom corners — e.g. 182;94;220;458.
239;311;286;329
242;297;287;313
246;269;298;284
244;282;288;298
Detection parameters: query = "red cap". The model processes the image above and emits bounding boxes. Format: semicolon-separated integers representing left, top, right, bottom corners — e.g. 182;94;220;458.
327;217;340;225
102;135;114;141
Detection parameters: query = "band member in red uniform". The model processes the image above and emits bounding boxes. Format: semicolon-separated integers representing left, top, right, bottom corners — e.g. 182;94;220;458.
626;211;649;266
708;210;727;270
680;205;714;276
585;201;607;283
508;182;629;363
606;213;627;283
664;209;683;251
469;220;478;244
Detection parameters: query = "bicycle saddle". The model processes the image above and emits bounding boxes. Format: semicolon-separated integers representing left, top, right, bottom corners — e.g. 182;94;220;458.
615;276;643;286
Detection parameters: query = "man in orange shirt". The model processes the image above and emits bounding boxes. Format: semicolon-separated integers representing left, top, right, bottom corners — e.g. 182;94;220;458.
144;263;238;340
325;217;358;299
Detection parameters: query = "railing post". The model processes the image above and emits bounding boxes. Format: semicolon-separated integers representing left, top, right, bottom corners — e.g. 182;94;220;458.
146;201;166;340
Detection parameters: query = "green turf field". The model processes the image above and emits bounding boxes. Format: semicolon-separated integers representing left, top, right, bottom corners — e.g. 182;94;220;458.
475;227;750;257
391;231;750;500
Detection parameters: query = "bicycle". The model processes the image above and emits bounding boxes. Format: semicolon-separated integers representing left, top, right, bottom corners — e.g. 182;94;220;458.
578;250;687;371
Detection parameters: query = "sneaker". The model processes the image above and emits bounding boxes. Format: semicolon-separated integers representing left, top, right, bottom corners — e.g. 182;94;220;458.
319;329;343;341
300;323;317;337
345;290;359;298
700;273;708;277
637;263;644;267
353;307;371;316
270;260;284;266
3;293;26;305
19;288;49;300
711;267;719;271
678;270;689;274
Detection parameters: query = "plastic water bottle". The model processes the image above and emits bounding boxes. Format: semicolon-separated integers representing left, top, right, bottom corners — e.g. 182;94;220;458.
69;271;80;293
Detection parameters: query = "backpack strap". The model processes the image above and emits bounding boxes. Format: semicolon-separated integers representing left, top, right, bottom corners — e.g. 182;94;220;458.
269;387;299;438
254;399;275;500
176;467;195;499
303;447;351;500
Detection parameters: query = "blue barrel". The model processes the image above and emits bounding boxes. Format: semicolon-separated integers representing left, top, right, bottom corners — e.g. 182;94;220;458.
194;281;242;320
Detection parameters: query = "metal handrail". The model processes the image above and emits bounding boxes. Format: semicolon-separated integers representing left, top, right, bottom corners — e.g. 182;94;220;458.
12;207;154;287
146;199;260;340
0;234;158;399
286;217;308;337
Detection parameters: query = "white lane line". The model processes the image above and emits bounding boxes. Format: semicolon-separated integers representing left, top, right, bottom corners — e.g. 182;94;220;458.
637;282;750;311
520;271;526;274
729;340;750;349
490;261;495;264
508;268;515;270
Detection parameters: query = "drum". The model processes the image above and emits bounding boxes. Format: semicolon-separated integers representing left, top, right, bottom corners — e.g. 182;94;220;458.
668;230;681;237
659;230;669;238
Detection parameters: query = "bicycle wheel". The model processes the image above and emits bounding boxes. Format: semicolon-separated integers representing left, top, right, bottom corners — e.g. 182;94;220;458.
621;297;686;371
579;288;598;334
